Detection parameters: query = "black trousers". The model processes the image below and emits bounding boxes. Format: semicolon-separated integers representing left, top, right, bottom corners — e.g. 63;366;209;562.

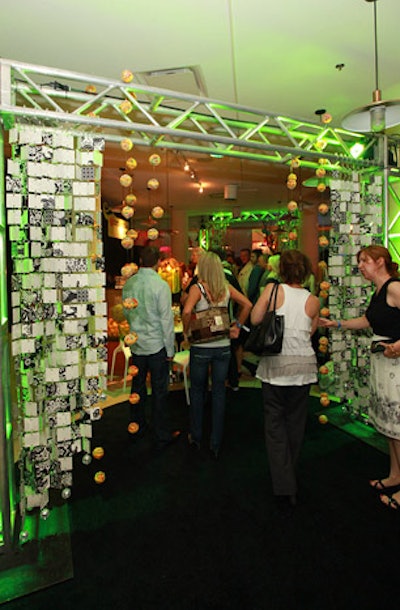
261;382;311;496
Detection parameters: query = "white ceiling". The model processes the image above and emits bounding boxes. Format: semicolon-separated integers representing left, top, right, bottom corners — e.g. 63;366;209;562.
1;0;400;220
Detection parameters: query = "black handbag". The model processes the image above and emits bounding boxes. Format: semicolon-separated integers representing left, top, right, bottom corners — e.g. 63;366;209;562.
244;282;284;356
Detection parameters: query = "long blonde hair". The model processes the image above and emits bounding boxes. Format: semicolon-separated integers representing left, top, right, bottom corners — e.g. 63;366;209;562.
197;251;227;302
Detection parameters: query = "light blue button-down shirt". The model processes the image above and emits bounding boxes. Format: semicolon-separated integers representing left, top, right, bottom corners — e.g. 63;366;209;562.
122;267;175;357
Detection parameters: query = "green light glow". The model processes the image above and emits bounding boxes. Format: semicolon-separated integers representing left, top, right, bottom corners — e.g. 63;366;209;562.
388;177;400;266
0;130;7;325
212;208;295;223
198;228;209;250
350;143;365;158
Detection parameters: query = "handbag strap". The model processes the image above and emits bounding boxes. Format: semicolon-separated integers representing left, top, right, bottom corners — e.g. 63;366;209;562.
266;281;279;313
197;282;211;305
197;282;229;310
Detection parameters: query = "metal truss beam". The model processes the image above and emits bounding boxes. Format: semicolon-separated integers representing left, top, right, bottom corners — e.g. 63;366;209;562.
388;176;400;264
212;209;294;223
0;58;380;170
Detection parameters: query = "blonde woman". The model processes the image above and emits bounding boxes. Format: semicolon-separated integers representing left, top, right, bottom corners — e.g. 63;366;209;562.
182;252;252;459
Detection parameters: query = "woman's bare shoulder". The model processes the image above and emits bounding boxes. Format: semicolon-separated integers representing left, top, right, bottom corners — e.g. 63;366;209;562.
306;293;320;313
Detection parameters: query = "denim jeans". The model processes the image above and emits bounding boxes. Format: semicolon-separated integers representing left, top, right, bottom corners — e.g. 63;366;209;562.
189;344;231;451
130;348;171;443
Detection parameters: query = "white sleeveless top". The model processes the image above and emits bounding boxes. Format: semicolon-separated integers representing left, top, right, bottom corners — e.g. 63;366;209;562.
256;284;317;386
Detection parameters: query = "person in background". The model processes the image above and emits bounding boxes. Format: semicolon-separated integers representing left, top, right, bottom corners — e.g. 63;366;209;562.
180;247;205;306
248;251;269;304
237;248;254;297
226;249;239;277
211;247;245;392
251;249;319;512
182;251;252;459
259;253;281;294
302;269;316;295
187;246;203;279
235;247;255;376
122;245;181;450
241;250;271;378
319;245;400;510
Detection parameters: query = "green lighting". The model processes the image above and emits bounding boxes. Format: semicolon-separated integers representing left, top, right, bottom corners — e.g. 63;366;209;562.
350;143;365;158
212;208;296;223
198;228;209;250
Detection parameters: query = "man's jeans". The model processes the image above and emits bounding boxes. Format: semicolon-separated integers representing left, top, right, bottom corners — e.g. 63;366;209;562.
130;348;171;443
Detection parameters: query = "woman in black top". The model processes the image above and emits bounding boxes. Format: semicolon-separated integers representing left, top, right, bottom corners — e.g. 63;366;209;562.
320;245;400;510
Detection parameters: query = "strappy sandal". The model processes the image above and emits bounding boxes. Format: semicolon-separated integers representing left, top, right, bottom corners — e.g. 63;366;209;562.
370;479;387;491
380;493;400;510
370;479;400;492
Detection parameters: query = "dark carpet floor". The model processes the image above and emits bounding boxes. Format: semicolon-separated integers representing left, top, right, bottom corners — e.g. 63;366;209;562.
4;388;400;610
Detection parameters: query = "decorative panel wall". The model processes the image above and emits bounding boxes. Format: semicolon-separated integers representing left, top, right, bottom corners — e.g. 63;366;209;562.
5;124;106;515
326;171;383;418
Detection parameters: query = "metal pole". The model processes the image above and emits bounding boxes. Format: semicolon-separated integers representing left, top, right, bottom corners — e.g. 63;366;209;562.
382;134;389;248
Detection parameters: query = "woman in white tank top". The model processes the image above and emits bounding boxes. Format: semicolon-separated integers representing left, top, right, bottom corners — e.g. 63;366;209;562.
251;250;320;511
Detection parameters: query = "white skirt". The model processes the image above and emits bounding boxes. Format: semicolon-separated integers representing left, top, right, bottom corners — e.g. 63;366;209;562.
368;352;400;440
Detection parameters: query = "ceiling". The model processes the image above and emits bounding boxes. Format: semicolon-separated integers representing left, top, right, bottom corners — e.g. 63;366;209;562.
1;0;400;222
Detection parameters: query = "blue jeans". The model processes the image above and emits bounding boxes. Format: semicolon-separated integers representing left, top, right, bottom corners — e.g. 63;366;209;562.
189;344;231;451
130;348;171;443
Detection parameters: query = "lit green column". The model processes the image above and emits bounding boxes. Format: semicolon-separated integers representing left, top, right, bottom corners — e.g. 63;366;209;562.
0;121;16;554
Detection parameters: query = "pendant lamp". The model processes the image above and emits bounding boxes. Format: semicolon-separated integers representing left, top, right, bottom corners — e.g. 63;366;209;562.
342;0;400;133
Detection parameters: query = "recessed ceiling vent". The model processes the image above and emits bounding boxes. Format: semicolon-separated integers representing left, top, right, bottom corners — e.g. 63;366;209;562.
136;66;208;97
224;184;238;200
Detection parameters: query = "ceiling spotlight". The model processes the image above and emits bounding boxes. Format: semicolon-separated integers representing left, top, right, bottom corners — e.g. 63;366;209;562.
183;161;190;171
349;143;365;159
342;0;400;133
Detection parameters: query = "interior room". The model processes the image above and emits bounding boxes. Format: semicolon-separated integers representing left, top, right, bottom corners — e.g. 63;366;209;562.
1;1;400;608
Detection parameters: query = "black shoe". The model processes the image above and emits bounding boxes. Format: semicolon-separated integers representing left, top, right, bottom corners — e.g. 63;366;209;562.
275;494;296;516
210;446;220;460
188;433;201;450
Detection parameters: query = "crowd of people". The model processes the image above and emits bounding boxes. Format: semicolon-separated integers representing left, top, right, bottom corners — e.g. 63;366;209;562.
122;243;400;514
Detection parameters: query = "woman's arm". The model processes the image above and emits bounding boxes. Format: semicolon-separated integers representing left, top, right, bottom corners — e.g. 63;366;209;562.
250;283;277;326
228;285;252;339
383;281;400;358
305;294;320;335
386;280;400;309
318;314;370;331
182;284;201;336
229;285;252;325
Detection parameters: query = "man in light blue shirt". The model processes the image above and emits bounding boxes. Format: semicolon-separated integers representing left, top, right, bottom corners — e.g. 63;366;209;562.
123;246;180;449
